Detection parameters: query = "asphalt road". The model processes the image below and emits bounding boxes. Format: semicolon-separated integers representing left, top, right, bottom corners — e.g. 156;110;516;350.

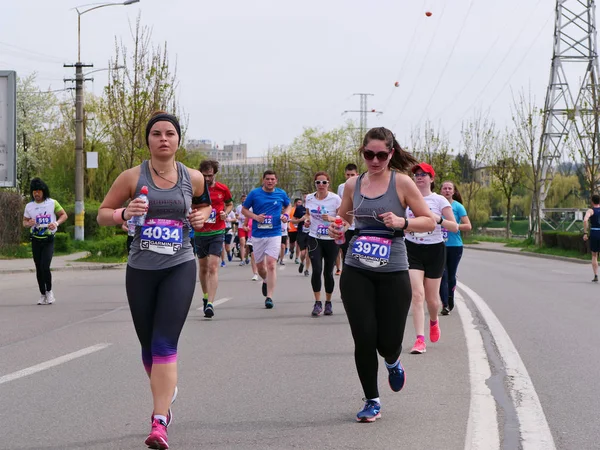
1;250;597;449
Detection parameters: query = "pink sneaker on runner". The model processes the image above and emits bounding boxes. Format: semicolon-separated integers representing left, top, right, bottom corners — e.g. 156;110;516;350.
410;339;426;354
145;418;169;449
430;322;441;343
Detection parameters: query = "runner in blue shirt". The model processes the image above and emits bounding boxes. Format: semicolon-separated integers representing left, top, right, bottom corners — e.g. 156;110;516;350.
242;170;291;308
439;181;471;315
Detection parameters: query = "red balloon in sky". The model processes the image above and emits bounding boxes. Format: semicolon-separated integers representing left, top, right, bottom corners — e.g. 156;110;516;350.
371;109;376;112
394;81;400;87
425;11;432;17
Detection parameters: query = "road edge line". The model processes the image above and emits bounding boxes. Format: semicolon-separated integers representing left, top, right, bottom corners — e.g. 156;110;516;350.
458;282;557;450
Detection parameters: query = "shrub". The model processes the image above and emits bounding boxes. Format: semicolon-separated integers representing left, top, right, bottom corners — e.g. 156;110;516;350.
542;231;559;248
53;232;72;253
0;191;23;248
85;235;128;258
62;202;117;240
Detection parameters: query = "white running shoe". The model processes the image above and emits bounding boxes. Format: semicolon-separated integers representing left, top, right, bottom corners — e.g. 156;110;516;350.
46;290;55;305
37;294;47;305
251;274;259;281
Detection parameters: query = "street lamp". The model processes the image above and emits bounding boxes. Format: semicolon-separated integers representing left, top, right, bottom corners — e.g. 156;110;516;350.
69;0;139;241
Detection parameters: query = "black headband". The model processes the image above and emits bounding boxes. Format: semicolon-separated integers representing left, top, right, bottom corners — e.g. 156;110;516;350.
145;113;181;146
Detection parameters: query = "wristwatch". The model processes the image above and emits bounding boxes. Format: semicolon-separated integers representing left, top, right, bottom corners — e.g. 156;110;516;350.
402;218;409;230
437;216;444;225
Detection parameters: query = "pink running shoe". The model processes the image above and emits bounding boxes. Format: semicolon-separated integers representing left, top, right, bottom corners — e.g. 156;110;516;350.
410;339;426;354
430;322;441;343
145;418;169;449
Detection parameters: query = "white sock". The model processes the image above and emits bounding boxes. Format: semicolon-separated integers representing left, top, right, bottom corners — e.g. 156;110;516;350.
154;414;168;424
368;397;380;404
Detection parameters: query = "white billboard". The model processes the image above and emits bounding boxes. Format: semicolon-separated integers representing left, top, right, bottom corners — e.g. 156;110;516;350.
0;71;16;188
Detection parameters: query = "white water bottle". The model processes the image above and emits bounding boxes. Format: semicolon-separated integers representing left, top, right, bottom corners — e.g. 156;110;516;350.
334;216;345;245
131;185;149;226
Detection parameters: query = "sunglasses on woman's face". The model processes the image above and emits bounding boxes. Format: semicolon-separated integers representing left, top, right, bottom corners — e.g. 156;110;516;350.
315;180;329;185
363;150;390;161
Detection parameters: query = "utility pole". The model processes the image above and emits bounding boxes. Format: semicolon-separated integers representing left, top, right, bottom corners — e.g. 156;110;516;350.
64;62;93;241
343;93;379;137
537;0;600;244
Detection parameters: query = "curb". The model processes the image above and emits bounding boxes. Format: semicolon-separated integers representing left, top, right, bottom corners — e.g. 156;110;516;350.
464;245;589;265
0;263;126;275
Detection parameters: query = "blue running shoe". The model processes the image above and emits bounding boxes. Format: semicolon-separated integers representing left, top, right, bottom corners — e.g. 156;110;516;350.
387;360;406;392
220;261;226;268
356;399;381;423
265;297;274;309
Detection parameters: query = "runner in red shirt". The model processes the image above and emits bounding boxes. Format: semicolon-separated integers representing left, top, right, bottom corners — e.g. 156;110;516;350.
195;160;233;318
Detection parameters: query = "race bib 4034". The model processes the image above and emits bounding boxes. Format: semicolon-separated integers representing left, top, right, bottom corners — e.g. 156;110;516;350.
140;219;184;255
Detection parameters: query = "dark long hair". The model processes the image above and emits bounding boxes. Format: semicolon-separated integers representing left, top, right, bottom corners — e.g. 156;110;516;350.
360;127;417;173
29;178;50;201
442;180;463;204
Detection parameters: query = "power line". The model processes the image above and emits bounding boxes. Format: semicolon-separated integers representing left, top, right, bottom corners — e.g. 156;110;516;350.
0;40;69;63
415;0;475;127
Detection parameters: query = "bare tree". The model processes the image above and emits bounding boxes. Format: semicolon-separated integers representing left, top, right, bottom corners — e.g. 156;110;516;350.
490;130;525;238
511;91;545;243
103;15;180;172
409;121;456;184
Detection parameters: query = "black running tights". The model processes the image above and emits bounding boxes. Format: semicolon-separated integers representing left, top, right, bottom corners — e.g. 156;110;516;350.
340;265;412;399
307;237;338;294
32;237;54;295
125;259;196;373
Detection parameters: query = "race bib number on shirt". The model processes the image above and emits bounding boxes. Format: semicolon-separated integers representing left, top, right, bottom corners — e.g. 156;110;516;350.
316;225;329;237
441;227;448;242
257;215;273;229
351;236;392;267
35;214;51;227
140;219;183;255
206;209;217;224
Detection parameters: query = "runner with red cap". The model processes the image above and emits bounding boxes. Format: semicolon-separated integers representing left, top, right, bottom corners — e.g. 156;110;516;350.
405;163;458;354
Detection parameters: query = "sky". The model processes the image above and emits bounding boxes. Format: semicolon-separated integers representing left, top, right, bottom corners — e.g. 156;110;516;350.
1;0;558;157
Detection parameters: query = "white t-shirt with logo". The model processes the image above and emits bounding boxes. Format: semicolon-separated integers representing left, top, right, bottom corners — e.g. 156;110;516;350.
405;193;451;245
235;204;245;227
305;192;342;240
24;198;63;238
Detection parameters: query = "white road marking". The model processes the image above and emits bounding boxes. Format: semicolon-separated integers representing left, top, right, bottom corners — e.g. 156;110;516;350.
455;292;500;450
458;282;557;450
196;297;232;310
0;343;111;386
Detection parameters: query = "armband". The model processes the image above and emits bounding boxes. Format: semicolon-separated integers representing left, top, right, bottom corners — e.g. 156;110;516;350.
113;208;126;224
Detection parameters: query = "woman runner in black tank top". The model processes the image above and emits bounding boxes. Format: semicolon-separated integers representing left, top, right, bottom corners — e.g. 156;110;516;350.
329;127;436;423
583;194;600;282
98;111;211;449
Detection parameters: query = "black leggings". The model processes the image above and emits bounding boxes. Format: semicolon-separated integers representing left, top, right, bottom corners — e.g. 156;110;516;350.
307;237;338;294
31;237;54;295
125;259;196;374
340;265;412;399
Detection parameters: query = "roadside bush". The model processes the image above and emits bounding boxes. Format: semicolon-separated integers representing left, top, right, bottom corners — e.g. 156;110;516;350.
0;191;23;248
542;231;559;248
85;235;128;258
63;202;117;240
53;232;72;253
542;231;587;254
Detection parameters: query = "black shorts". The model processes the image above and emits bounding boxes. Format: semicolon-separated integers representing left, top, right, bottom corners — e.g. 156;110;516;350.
281;235;288;246
406;241;446;279
297;232;309;251
288;231;298;244
224;233;234;245
195;233;224;259
590;235;600;253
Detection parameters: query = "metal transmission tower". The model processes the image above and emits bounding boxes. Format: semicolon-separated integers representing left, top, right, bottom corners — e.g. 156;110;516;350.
343;93;379;136
538;0;600;239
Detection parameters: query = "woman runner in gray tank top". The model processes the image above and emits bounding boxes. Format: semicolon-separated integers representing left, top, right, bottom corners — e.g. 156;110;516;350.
97;111;211;449
328;127;436;423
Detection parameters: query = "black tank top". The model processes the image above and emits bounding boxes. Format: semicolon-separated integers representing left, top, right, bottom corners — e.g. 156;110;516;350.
590;207;600;230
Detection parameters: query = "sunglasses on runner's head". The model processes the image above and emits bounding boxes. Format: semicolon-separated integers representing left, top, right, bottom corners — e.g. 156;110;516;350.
363;150;390;161
315;180;329;185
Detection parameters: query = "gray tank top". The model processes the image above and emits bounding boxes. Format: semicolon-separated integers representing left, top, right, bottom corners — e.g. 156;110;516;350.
128;160;195;270
344;171;409;272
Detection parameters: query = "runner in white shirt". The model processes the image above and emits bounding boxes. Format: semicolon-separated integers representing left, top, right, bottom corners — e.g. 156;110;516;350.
405;163;458;354
235;195;249;265
304;171;342;316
